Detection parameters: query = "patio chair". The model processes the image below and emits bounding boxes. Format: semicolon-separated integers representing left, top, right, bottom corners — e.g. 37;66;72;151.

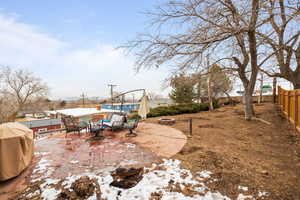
124;118;139;137
103;114;126;132
62;116;88;136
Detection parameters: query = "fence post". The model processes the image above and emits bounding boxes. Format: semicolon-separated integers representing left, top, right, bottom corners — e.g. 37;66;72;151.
278;86;281;105
273;77;277;103
281;90;286;111
188;118;193;138
288;91;291;120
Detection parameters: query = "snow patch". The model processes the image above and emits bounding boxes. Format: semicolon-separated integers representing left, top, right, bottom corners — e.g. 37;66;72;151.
31;157;55;182
53;159;230;200
41;188;61;200
258;191;269;197
70;160;79;164
126;143;136;148
238;186;248;191
237;194;254;200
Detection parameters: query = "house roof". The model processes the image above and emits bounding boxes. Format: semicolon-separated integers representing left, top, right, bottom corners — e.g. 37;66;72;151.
45;108;123;117
19;118;62;128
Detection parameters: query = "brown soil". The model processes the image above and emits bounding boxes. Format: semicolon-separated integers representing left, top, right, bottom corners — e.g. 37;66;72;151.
57;176;101;200
145;103;300;200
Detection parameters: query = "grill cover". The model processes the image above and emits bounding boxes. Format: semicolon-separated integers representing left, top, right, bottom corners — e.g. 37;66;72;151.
0;122;34;181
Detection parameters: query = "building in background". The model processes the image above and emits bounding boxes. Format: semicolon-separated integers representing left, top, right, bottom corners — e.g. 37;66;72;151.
20;118;62;134
45;107;123;122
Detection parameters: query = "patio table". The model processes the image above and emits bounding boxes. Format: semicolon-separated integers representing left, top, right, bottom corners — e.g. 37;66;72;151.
89;123;105;139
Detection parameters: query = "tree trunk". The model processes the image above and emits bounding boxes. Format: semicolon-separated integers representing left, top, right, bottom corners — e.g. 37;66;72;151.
224;92;233;105
242;0;259;121
292;81;300;89
244;90;255;120
272;77;277;103
242;94;246;104
207;71;214;110
197;80;201;103
206;54;214;110
258;72;263;104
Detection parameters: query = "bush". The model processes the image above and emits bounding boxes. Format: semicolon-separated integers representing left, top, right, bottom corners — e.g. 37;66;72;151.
128;113;140;120
147;103;210;118
213;99;220;109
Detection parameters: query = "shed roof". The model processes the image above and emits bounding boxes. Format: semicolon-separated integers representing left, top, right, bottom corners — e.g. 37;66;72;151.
20;118;61;128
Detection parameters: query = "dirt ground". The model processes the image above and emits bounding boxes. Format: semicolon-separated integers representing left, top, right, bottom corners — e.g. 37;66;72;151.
146;103;300;200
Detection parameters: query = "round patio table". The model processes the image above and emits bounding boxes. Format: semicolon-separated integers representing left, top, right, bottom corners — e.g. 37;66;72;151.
90;125;105;140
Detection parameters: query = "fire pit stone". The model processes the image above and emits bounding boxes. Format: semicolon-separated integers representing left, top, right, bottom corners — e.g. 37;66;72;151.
158;118;176;125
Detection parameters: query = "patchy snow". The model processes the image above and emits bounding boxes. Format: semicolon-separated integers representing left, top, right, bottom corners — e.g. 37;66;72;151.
32;158;51;173
237;194;254;200
258;191;269;197
87;192;97;200
26;190;40;198
70;160;79;164
126;143;136;148
40;178;60;188
25;158;267;200
238;186;248;191
41;188;61;200
197;170;213;179
31;156;55;182
60;159;231;200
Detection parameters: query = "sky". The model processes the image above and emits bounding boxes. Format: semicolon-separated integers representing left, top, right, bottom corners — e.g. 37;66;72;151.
0;0;171;99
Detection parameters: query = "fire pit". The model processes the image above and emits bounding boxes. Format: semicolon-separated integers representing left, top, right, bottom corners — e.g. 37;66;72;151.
158;118;176;125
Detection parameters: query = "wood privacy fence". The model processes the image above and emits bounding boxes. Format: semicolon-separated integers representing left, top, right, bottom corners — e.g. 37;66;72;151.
278;86;300;131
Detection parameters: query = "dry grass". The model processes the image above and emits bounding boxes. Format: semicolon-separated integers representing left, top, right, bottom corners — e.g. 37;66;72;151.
145;103;300;200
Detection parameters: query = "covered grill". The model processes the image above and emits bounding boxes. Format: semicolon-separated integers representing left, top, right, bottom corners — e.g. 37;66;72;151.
0;122;34;181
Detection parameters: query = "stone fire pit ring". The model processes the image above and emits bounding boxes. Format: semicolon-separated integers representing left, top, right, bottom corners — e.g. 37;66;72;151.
158;118;176;125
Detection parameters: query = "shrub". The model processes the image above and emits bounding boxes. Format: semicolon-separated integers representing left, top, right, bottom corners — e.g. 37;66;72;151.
213;99;220;108
128;113;141;120
147;103;210;118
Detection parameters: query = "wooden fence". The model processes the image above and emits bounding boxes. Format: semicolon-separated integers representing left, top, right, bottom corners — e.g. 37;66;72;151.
278;86;300;131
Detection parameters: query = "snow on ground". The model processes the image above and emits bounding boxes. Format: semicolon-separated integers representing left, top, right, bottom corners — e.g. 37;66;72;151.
31;156;55;182
238;186;248;192
23;158;268;200
70;160;79;164
237;194;254;200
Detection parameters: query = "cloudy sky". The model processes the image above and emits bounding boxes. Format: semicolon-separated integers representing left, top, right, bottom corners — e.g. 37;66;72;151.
0;1;171;99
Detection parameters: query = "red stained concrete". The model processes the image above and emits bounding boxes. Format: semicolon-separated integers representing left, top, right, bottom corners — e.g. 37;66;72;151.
0;122;186;199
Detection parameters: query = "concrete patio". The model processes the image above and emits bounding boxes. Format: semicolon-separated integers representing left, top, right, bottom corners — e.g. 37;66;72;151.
0;122;187;199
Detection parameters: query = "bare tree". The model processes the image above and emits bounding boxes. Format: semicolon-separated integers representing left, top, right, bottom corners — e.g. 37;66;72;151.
191;64;233;104
123;0;267;120
258;71;264;103
257;0;300;88
0;66;49;122
148;91;163;100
